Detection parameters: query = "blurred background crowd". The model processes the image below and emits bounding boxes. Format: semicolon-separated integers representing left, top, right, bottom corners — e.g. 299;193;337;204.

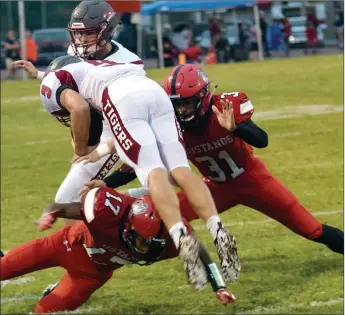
1;0;343;79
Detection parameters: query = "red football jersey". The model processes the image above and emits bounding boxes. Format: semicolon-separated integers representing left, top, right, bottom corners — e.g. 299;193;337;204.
183;92;257;183
68;188;178;269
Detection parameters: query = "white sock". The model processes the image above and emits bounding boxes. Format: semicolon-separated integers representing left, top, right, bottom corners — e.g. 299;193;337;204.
206;215;223;240
169;221;187;249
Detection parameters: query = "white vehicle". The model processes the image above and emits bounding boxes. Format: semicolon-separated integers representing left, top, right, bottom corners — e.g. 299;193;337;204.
288;16;326;46
271;1;327;46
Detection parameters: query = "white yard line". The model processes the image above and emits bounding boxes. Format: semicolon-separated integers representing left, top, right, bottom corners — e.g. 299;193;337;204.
237;297;344;314
193;210;343;231
24;137;70;146
2;96;41;104
1;276;35;287
0;294;40;304
254;104;343;121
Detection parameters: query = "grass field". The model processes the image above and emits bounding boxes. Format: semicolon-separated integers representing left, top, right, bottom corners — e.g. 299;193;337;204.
1;54;344;314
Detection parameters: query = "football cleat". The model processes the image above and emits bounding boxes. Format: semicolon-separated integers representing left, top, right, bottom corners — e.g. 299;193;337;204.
179;234;208;291
41;282;59;298
214;224;241;284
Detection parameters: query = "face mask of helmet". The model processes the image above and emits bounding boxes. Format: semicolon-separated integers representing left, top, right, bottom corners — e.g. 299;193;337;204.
122;200;167;266
122;228;167;266
172;85;211;125
172;97;202;122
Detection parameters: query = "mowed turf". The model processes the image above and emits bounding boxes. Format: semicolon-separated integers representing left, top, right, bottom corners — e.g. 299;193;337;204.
1;54;343;314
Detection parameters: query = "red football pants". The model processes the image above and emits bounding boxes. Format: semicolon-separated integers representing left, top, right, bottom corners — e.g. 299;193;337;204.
179;161;322;240
0;227;113;313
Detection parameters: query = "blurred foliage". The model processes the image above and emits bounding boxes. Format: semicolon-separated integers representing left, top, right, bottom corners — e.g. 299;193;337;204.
1;1;79;39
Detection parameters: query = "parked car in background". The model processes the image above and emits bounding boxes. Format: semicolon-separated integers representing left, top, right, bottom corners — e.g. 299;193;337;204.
32;28;70;65
288;16;326;47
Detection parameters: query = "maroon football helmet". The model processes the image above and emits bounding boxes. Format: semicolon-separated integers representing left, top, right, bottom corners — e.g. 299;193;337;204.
68;0;122;59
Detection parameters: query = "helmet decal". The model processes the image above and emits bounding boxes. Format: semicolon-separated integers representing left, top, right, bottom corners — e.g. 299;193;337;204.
197;68;208;84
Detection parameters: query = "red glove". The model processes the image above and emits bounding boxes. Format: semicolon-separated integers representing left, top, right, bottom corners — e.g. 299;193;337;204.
216;288;236;305
35;210;60;232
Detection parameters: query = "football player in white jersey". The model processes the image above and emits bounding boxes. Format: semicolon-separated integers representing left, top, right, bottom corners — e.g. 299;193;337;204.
13;1;143;206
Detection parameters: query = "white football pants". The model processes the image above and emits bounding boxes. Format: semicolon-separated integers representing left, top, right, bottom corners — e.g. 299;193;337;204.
102;76;190;188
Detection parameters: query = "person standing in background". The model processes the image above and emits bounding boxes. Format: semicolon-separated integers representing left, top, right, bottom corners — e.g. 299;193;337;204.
4;30;20;79
334;7;344;50
305;20;319;55
171;24;192;52
208;17;221;46
281;17;291;57
25;30;37;65
214;32;231;63
269;18;283;54
259;11;271;57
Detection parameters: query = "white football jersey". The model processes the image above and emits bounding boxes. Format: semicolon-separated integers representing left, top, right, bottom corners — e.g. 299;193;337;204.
40;59;146;119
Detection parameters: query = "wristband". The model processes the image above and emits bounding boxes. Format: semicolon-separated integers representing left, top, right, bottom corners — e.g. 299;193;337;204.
37;71;45;81
96;143;111;158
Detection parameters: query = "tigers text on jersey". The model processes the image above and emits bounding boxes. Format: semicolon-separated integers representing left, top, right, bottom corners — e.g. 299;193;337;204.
40;58;146;119
67;188;177;268
183;92;257;183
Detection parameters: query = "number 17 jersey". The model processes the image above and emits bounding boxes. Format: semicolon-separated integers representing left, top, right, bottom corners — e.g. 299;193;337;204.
183;92;257;183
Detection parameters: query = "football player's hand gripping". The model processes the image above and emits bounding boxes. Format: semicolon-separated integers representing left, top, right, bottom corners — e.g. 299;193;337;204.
78;179;107;200
72;140;115;164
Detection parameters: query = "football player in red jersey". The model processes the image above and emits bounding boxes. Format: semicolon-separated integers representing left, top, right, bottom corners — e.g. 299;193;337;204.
81;64;343;255
163;64;343;254
0;187;235;314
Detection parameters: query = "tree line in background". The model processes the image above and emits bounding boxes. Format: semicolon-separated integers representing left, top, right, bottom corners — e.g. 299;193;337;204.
0;1;80;38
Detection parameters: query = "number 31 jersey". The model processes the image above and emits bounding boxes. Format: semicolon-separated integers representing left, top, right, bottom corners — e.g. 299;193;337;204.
183;92;257;183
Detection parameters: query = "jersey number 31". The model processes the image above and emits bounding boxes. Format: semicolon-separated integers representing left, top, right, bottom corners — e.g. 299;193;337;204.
196;150;244;181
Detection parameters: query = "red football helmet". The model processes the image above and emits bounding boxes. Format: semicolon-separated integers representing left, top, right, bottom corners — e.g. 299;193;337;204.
163;64;212;126
123;195;167;265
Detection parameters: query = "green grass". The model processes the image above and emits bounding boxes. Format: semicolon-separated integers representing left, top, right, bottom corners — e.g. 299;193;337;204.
1;54;344;314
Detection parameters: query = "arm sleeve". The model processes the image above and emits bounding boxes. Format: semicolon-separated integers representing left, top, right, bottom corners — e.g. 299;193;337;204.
234;119;268;148
104;167;137;188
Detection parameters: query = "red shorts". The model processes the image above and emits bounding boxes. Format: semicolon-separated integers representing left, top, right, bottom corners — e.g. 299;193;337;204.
178;159;322;240
0;226;113;313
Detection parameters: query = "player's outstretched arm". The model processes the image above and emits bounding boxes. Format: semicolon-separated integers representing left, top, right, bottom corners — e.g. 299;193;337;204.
12;60;42;80
198;242;236;305
234;120;268;148
36;202;83;231
60;89;90;156
213;97;268;148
